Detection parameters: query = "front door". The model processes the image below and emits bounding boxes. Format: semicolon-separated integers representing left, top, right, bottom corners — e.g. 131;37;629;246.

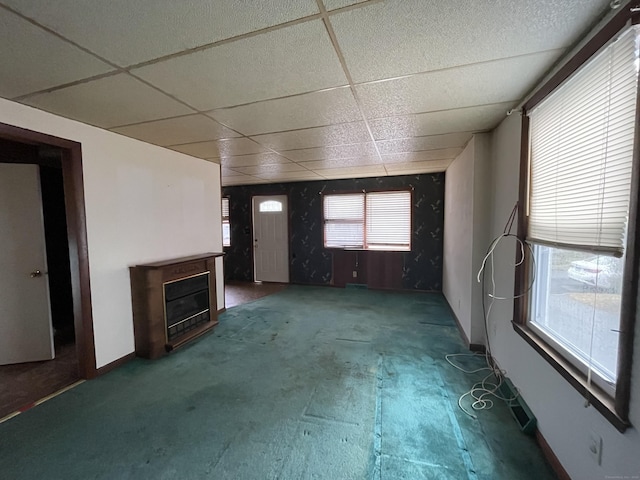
0;163;55;365
252;195;289;283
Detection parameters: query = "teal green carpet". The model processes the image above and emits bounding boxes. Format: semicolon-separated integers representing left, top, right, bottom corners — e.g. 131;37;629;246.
0;286;556;479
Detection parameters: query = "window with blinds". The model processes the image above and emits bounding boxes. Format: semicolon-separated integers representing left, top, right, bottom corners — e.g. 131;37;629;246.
323;191;411;251
524;24;639;402
527;26;638;257
324;193;365;248
222;197;230;247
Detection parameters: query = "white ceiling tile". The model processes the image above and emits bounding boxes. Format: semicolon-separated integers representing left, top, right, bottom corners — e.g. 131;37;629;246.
221;168;243;177
284;142;378;162
133;20;347;110
357;50;561;118
110;114;240;146
377;133;473;154
302;156;380;170
323;0;370;10
232;163;309;175
208;88;360;136
0;8;114;98
385;159;452;173
170;138;267;159
381;149;463;164
221;153;292;168
313;165;386;178
255;170;323;181
22;74;193;128
3;0;320;67
330;0;609;82
222;174;266;186
251;121;370;150
369;103;512;140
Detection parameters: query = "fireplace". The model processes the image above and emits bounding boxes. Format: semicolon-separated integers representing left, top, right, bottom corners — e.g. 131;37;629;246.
164;272;211;341
130;253;223;359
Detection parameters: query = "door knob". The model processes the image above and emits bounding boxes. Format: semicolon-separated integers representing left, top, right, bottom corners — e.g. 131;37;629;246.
30;270;42;278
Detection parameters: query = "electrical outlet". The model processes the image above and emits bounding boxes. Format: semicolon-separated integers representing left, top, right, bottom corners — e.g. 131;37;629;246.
588;432;602;465
352;271;357;278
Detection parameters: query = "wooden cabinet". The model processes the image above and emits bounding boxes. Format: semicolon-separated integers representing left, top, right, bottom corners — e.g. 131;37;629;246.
129;253;223;359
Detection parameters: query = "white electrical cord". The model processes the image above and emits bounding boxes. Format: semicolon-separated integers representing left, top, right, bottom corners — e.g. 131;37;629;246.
445;204;534;418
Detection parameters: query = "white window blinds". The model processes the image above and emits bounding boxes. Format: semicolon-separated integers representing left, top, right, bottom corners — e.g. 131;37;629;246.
323;191;412;251
324;193;364;248
222;197;229;220
527;26;638;256
366;191;411;251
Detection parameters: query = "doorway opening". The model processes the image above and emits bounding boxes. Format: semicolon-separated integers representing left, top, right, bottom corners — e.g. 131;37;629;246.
0;123;96;419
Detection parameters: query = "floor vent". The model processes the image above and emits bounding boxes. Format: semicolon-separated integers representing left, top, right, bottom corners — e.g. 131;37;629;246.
499;377;536;435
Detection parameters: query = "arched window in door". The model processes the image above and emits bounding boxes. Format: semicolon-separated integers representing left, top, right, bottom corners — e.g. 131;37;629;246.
259;200;283;212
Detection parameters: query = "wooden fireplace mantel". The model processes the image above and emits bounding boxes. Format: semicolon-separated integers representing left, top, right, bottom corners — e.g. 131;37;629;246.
129;252;223;359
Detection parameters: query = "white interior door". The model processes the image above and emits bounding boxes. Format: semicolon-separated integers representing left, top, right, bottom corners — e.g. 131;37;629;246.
0;163;54;365
253;195;289;283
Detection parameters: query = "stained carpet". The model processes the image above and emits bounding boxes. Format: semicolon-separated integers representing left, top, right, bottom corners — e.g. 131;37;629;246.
0;286;556;479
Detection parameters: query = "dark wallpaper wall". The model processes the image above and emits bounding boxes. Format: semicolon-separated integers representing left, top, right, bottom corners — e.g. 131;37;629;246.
222;173;445;291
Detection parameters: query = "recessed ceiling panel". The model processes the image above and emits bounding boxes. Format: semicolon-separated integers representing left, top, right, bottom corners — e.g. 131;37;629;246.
208;88;359;136
221;153;292;168
2;0;320;67
110;114;240;146
251;121;370;150
170;138;267;159
133;20;347;111
22;74;193;128
330;0;609;82
357;50;561;118
232;163;308;175
376;133;473;154
0;8;114;98
369;103;513;140
284;142;379;162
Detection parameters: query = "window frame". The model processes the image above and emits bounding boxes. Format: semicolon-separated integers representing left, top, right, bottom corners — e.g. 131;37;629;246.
322;188;413;252
513;7;640;432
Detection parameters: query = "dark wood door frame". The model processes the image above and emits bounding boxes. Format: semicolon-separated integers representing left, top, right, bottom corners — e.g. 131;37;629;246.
0;122;97;379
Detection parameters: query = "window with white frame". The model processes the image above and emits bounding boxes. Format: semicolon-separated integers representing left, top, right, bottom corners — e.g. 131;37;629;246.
323;191;411;251
222;197;230;247
522;24;639;415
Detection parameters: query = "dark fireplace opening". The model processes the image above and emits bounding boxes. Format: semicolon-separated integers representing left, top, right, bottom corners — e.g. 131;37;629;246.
164;272;211;342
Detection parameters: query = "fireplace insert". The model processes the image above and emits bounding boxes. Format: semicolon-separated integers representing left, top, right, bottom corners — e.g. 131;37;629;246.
163;271;211;342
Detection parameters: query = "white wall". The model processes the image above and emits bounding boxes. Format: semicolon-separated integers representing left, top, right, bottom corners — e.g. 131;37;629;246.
443;139;474;340
443;134;491;345
0;98;224;368
488;113;640;480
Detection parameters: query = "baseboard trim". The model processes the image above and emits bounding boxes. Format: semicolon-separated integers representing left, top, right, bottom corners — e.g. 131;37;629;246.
536;429;571;480
469;343;487;353
218;307;226;314
96;352;135;376
443;296;472;347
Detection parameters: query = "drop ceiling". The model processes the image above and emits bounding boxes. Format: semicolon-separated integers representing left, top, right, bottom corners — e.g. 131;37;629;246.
0;0;611;186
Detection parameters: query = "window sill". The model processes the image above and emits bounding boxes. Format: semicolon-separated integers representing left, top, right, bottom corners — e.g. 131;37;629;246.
511;322;629;433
